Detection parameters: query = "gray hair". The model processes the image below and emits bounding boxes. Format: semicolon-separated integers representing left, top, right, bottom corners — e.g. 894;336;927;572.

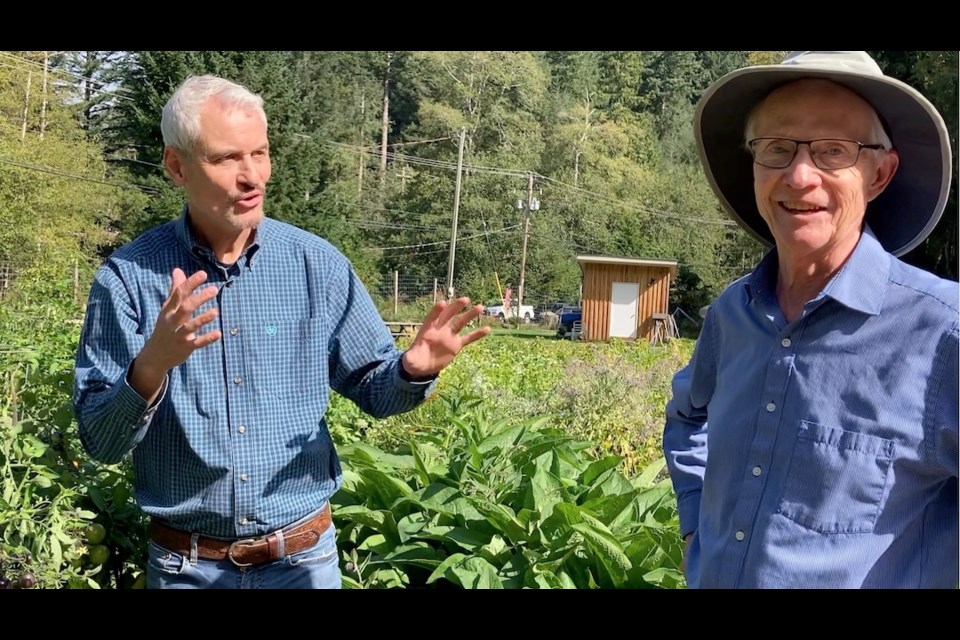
161;75;267;155
743;82;893;152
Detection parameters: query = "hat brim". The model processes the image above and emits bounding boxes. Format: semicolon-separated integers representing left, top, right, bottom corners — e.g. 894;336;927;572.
695;65;952;257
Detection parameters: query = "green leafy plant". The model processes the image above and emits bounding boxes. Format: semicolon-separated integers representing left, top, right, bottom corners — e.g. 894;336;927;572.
1;302;149;589
331;393;684;589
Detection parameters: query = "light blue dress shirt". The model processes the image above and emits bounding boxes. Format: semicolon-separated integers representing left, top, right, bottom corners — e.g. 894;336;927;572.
664;229;959;588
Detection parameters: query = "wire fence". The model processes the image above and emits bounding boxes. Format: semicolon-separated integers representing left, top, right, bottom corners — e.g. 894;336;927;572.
368;271;556;321
0;260;14;297
0;258;556;324
371;273;447;305
370;272;551;312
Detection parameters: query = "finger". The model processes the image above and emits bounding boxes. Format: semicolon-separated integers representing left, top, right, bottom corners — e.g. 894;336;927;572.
437;297;471;324
186;284;221;310
168;269;207;310
175;285;220;325
181;270;209;296
461;304;485;323
179;308;219;336
171;267;186;290
449;314;468;333
165;268;187;308
459;326;492;347
449;304;482;333
421;300;448;327
190;330;223;349
456;304;489;331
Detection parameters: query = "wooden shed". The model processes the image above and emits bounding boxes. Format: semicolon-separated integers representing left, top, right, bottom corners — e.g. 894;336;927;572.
576;255;678;342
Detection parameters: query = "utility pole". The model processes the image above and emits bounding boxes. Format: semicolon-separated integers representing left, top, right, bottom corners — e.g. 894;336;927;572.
446;128;466;299
357;94;365;196
21;70;32;142
40;51;48;140
379;51;392;191
517;172;539;314
398;164;411;194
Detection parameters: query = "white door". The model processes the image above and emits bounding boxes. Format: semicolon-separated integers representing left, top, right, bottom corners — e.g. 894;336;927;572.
609;282;640;339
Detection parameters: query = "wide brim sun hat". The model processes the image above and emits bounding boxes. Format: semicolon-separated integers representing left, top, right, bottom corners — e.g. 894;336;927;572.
694;50;952;257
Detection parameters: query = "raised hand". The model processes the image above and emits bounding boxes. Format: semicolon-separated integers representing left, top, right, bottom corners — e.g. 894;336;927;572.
400;297;491;379
129;268;222;403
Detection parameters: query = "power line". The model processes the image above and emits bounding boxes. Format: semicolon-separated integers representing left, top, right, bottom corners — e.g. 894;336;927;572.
538;174;738;227
387;136;456;148
0;157;160;194
105;154;165;170
323;139;736;226
0;51;136;99
0;67;734;236
354;220;443;232
525;229;752;273
345;200;461;224
322;140;530;178
363;223;521;252
0;52;138;110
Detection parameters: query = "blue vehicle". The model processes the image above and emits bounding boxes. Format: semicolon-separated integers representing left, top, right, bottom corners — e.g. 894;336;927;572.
556;307;582;338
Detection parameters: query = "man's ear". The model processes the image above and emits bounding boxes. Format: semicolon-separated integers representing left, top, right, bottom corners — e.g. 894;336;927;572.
865;149;899;203
163;147;188;187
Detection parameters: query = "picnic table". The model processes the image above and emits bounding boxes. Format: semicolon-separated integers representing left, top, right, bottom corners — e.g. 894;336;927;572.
384;321;423;338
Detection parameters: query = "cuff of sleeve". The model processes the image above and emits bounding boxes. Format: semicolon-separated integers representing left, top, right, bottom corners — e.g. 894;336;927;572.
677;492;702;540
396;361;438;393
118;370;169;430
397;356;438;385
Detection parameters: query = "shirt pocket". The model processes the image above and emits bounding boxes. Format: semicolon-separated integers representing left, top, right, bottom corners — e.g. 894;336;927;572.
777;420;893;534
249;318;325;400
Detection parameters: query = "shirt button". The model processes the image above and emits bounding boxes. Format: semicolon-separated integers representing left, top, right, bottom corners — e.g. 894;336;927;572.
766;402;777;413
240;473;249;482
781;338;792;348
240;517;249;525
238;425;246;434
234;376;242;385
230;327;239;336
735;530;746;541
752;466;762;477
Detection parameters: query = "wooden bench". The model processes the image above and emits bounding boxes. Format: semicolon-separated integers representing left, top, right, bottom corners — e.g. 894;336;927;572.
384;321;423;338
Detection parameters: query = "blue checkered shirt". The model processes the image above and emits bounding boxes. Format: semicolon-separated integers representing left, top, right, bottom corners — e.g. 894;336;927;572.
74;211;435;538
664;228;959;588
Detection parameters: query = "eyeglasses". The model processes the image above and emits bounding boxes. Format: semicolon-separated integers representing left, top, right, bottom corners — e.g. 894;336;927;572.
747;137;887;170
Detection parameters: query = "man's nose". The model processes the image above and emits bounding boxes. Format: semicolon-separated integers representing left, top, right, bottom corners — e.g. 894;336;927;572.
238;155;261;185
782;145;823;189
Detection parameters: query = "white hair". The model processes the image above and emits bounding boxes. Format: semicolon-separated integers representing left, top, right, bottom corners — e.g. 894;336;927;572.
743;81;893;151
161;75;267;155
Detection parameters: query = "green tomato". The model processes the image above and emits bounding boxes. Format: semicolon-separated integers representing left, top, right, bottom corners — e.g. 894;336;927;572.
87;544;110;567
84;523;107;545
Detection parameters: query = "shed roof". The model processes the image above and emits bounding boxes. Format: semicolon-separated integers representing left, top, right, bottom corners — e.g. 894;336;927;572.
576;255;678;268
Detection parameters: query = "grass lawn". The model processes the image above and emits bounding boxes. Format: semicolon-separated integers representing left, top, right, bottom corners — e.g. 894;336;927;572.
489;325;557;339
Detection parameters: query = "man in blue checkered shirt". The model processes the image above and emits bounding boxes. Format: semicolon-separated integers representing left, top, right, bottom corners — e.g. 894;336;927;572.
73;75;491;589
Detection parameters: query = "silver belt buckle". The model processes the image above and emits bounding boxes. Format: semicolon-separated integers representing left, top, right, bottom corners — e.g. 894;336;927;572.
227;538;257;567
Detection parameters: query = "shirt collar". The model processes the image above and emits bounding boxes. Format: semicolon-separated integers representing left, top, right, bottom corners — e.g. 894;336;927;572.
174;205;265;270
820;226;889;316
745;247;779;306
744;226;890;316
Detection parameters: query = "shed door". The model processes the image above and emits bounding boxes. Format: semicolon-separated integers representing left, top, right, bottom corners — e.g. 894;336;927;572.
609;282;639;339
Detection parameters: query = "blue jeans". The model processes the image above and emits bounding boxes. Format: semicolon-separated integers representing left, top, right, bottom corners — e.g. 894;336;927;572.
146;518;342;589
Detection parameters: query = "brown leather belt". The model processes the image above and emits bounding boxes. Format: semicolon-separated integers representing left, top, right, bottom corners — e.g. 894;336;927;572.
150;504;332;567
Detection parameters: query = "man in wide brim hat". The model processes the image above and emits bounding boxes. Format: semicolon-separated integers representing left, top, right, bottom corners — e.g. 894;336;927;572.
662;51;959;589
695;50;952;257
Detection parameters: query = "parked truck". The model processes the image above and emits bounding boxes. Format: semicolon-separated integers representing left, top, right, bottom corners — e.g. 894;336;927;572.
484;302;535;323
